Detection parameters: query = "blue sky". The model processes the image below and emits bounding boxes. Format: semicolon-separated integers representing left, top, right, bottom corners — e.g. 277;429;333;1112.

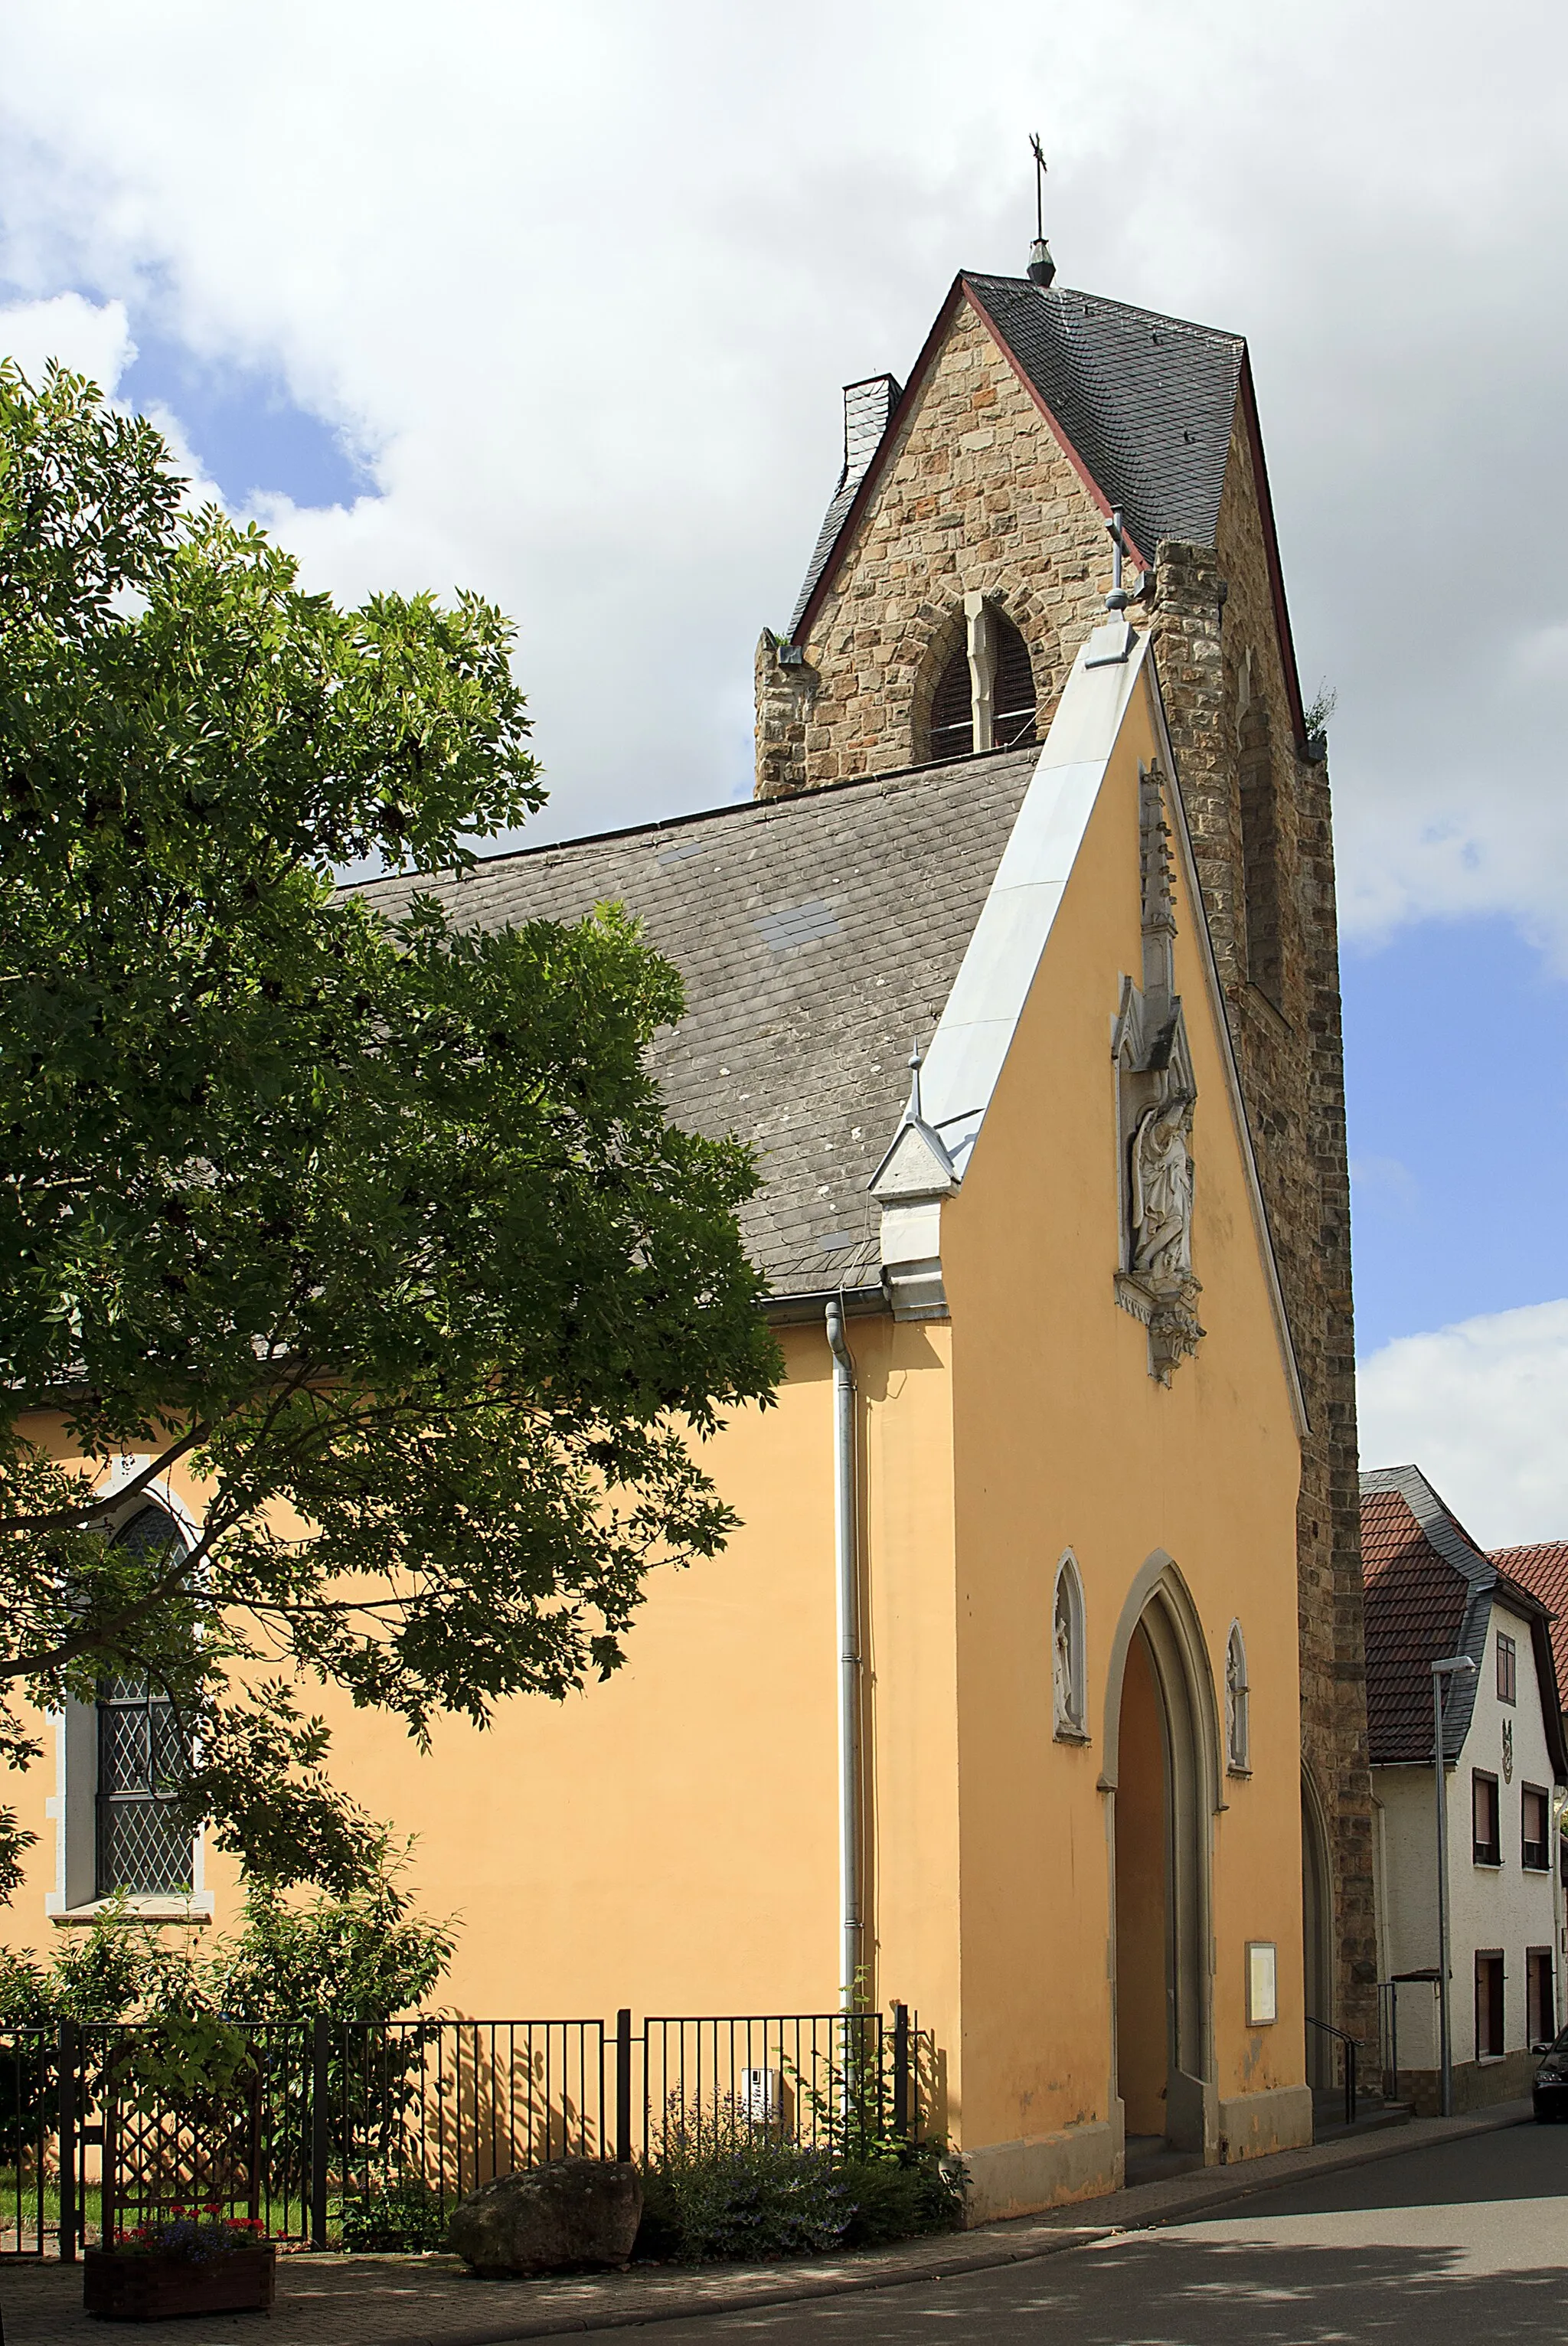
2;0;1565;1540
1344;918;1567;1355
117;328;371;511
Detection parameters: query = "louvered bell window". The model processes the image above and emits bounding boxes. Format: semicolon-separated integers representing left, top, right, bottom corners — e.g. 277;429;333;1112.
926;615;1037;763
96;1508;192;1898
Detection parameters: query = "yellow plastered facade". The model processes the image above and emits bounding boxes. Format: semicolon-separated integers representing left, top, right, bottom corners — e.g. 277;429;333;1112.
7;662;1308;2220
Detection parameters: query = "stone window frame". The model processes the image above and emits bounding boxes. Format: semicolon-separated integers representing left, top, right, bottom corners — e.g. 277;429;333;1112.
45;1464;213;1929
1052;1550;1089;1744
909;593;1057;769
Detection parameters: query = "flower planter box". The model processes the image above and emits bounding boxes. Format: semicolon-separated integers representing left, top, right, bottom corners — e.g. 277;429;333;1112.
83;2243;276;2321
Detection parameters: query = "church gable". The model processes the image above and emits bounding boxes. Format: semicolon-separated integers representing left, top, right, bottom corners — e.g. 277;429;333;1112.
757;273;1259;806
874;615;1302;1420
756;295;1114;799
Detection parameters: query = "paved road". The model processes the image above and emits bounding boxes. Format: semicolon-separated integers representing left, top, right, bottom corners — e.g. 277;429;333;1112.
644;2122;1568;2345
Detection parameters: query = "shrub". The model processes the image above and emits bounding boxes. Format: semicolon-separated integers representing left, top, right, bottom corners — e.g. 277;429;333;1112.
338;2176;451;2253
633;2090;965;2263
836;2141;965;2246
637;2134;852;2262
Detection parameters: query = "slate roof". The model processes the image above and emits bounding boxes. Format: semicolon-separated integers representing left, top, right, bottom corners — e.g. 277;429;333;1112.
963;278;1245;570
1361;1467;1568;1776
789;274;1246;636
1493;1541;1568;1718
351;746;1039;1302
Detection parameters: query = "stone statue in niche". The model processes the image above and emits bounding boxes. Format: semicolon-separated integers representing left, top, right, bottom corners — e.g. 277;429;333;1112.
1131;1097;1194;1279
1053;1581;1076;1736
1111;760;1206;1384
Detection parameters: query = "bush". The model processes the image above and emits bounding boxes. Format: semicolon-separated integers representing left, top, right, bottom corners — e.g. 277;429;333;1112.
633;2094;965;2263
636;2135;851;2262
337;2177;451;2253
836;2141;965;2246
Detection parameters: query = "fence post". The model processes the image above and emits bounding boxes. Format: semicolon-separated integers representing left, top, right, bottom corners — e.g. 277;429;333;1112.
57;2021;78;2263
891;2003;910;2139
614;2011;632;2166
309;2017;330;2251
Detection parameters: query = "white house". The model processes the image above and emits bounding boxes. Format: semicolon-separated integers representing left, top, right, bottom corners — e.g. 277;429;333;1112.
1363;1465;1568;2114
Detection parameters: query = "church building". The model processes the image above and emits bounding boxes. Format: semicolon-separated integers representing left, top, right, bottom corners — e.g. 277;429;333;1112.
15;240;1371;2219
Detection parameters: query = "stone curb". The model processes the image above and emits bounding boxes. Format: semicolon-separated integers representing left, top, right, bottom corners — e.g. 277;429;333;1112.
310;2097;1533;2343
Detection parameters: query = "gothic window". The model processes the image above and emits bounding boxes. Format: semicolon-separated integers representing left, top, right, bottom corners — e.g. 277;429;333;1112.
929;641;975;762
993;617;1037;750
96;1506;191;1899
1236;660;1282;1006
1053;1554;1087;1741
926;613;1037;762
1225;1622;1250;1774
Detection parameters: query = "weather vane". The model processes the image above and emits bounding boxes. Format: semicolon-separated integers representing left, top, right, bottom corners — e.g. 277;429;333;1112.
1027;135;1056;288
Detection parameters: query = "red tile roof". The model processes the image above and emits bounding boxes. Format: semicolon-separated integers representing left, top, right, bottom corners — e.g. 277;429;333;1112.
1491;1541;1568;1717
1361;1487;1472;1764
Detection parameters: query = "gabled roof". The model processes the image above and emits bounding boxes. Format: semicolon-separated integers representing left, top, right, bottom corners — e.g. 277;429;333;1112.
1492;1540;1568;1718
786;272;1308;747
1361;1465;1568;1778
962;278;1243;572
350;746;1038;1304
789;276;1242;642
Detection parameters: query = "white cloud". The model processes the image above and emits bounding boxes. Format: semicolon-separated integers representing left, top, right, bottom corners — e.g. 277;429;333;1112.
1358;1300;1568;1548
0;0;1566;900
0;292;133;392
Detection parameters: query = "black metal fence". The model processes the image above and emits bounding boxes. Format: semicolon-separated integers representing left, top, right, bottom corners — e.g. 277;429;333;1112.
0;2006;934;2259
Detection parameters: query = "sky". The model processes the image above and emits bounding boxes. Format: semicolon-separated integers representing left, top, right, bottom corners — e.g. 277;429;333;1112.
0;0;1563;1545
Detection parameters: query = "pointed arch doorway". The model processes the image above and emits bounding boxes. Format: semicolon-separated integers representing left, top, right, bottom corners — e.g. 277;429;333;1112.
1106;1563;1218;2165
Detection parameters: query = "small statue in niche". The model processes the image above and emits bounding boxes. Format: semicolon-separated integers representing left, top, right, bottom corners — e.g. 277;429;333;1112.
1131;1096;1194;1280
1053;1579;1076;1737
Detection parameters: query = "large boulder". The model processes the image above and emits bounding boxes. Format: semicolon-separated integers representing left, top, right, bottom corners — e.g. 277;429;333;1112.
448;2158;643;2277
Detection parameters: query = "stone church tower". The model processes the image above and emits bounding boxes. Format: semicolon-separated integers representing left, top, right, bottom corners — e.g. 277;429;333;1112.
755;260;1377;2046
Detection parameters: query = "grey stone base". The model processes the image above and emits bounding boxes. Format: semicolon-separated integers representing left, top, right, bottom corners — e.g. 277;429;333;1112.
1217;2081;1313;2162
1393;2051;1537;2117
962;2113;1124;2223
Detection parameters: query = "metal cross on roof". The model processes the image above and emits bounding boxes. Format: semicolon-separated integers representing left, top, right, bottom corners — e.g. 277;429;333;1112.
1027;135;1057;288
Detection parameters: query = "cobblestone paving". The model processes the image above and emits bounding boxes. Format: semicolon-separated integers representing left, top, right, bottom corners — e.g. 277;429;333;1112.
0;2104;1529;2345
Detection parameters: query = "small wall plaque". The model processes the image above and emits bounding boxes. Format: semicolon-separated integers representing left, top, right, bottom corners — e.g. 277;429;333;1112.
1246;1940;1278;2027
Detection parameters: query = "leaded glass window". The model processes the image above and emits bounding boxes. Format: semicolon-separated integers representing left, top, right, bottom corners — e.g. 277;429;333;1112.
95;1508;192;1898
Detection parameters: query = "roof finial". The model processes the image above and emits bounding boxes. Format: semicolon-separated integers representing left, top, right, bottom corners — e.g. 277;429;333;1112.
906;1036;925;1126
1027;135;1056;288
1106;507;1130;616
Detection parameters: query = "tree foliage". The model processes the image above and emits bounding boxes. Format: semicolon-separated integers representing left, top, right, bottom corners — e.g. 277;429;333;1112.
0;362;779;1896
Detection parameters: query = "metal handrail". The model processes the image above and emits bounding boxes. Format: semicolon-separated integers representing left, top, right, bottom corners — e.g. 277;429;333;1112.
1305;2014;1361;2128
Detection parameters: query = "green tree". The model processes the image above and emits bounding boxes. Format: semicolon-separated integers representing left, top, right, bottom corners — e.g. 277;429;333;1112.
0;362;779;1897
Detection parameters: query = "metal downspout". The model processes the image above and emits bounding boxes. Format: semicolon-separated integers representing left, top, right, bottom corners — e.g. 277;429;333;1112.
826;1295;861;2008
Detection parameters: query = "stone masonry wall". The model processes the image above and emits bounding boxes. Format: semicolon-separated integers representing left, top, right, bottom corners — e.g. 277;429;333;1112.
756;293;1375;2049
755;302;1132;796
1153;407;1375;2048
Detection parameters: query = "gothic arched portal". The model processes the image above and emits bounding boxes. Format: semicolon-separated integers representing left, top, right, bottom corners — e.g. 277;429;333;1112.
1103;1557;1219;2161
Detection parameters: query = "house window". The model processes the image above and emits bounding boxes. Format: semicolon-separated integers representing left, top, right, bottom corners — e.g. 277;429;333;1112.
926;613;1037;761
1472;1771;1501;1866
94;1507;191;1900
1475;1952;1505;2059
1052;1553;1087;1742
1225;1622;1250;1774
1523;1785;1550;1871
1497;1632;1517;1705
1527;1948;1556;2050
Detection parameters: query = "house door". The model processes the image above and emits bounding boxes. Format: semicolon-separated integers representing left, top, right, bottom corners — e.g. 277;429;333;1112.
1113;1599;1211;2151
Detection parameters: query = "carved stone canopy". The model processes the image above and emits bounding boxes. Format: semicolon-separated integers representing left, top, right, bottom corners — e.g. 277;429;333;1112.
1112;762;1204;1384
